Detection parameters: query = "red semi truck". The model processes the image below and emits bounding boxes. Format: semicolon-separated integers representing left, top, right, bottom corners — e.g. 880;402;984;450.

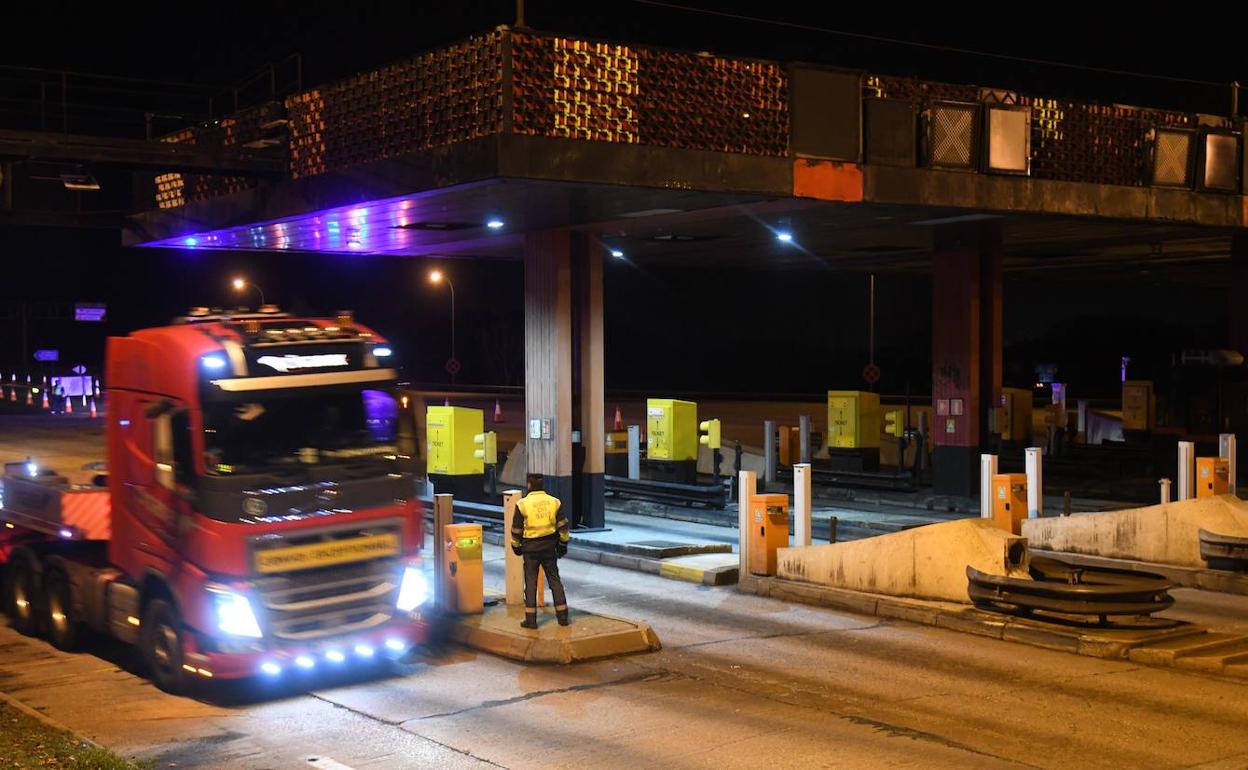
0;308;430;692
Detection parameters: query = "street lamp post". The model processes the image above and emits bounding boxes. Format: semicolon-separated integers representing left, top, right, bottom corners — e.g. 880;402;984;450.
231;277;265;308
429;269;457;384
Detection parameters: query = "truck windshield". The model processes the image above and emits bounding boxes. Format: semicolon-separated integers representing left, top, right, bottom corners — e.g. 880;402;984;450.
202;386;399;474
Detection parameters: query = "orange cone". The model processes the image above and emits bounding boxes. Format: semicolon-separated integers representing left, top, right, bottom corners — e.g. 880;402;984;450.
89;398;97;419
26;389;32;406
41;390;49;410
65;396;73;415
493;399;503;423
613;404;623;431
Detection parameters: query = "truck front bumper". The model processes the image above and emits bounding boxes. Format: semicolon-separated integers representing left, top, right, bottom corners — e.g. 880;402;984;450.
181;612;431;681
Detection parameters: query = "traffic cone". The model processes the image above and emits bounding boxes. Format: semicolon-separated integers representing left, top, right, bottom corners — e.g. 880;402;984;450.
493;399;503;423
89;398;97;419
444;397;450;406
65;397;72;415
26;389;32;406
613;404;623;431
41;390;49;410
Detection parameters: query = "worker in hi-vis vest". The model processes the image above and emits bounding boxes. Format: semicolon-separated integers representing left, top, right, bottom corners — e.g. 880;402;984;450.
511;474;571;628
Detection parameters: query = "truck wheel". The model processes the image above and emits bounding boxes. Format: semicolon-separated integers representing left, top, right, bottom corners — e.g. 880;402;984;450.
141;599;187;694
9;559;42;637
43;570;82;651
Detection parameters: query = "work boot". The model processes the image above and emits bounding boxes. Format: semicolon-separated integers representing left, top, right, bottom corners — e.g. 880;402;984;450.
520;614;538;630
556;610;570;627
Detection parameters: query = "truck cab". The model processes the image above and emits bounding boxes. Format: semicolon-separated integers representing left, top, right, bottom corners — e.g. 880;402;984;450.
1;308;429;693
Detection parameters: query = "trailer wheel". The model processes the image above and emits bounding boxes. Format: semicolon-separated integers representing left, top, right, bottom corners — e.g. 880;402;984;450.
9;559;42;637
43;570;81;651
141;599;187;694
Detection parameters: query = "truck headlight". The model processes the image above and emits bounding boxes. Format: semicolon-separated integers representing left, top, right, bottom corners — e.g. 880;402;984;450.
396;566;430;612
210;587;262;638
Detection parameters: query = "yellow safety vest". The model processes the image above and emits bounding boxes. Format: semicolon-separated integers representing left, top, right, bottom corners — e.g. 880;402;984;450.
517;491;560;539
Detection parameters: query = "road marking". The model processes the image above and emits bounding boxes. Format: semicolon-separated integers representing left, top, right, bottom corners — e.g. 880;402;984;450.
306;757;357;770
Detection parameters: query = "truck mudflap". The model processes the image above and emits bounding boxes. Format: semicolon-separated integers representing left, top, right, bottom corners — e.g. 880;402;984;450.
181;613;432;681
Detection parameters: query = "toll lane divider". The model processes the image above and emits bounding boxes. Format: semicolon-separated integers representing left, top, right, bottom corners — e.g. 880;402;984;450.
738;573;1248;679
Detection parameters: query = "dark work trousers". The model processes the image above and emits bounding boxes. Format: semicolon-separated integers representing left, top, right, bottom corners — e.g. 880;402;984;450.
522;535;567;614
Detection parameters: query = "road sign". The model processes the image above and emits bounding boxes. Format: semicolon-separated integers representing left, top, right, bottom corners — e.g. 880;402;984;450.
862;363;881;385
72;365;87;375
74;303;106;322
34;350;59;362
445;358;461;376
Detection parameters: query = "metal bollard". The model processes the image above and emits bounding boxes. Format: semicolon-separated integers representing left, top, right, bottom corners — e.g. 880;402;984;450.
1025;447;1043;518
828;516;838;543
1220;433;1238;495
763;420;777;487
979;454;998;519
799;415;812;465
1159;478;1172;504
627;424;640;480
1178;442;1195;500
794;463;812;546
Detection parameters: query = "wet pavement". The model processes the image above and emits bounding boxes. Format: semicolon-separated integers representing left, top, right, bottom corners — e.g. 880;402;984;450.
5;540;1248;768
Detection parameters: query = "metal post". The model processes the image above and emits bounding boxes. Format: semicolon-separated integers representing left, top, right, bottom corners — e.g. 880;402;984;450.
763;420;777;487
1025;447;1042;518
1077;399;1088;442
433;494;454;611
626;424;640;480
799;415;812;465
917;411;929;473
738;470;756;578
1178;441;1195;501
980;454;998;519
794;463;812;546
1159;478;1172;505
1220;433;1238;495
502;490;524;605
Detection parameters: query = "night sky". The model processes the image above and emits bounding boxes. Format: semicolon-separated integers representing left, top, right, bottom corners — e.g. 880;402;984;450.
1;2;1243;400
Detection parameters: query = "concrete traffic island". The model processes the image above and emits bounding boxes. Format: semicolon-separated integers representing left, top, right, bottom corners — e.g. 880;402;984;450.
447;604;662;664
1022;494;1248;569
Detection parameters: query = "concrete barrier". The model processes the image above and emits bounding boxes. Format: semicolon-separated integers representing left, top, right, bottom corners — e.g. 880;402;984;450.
775;519;1030;603
1021;494;1248;569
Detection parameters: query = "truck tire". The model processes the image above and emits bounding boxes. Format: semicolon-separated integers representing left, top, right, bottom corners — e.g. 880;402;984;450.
8;559;42;637
141;599;187;694
43;570;82;651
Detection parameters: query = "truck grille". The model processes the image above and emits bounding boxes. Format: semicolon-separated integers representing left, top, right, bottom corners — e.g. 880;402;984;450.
249;521;403;642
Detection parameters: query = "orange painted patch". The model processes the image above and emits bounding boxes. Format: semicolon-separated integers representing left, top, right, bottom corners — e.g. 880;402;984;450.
792;159;864;202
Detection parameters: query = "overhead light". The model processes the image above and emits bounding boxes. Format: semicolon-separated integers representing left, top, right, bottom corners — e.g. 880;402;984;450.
60;172;100;191
486;218;505;230
183;237;199;247
610;249;624;258
776;231;794;243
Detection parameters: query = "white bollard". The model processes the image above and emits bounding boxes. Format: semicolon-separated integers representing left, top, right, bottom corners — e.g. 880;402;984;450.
502;490;525;606
1025;447;1043;518
1178;441;1195;501
739;470;756;576
1159;478;1172;504
794;463;812;546
1220;433;1238;495
763;420;777;486
980;454;998;519
627;425;641;480
433;494;454;611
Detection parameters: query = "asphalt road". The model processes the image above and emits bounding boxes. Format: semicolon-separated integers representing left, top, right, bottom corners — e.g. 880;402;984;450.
4;544;1248;769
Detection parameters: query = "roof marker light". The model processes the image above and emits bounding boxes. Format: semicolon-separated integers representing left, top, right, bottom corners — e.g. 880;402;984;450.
486;218;505;230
